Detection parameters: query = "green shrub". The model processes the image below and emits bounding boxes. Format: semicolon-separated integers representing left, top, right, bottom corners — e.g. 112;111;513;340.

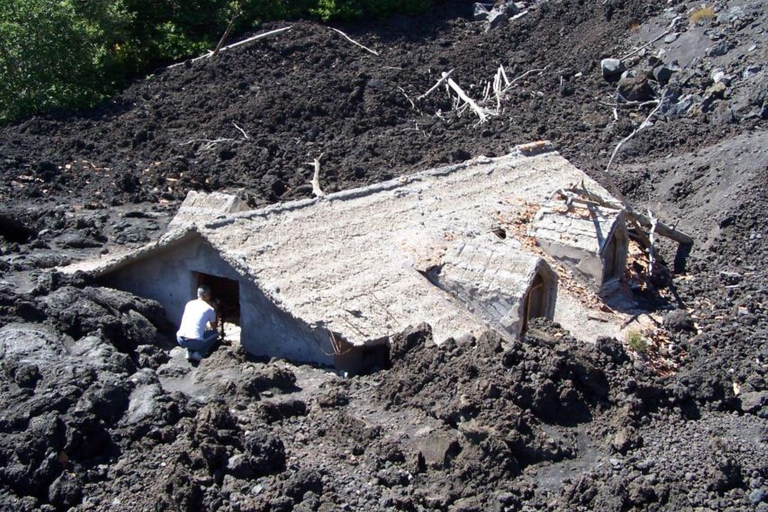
626;330;648;353
0;0;131;122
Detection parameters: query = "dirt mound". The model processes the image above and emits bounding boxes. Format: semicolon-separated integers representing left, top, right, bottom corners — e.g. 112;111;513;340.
3;0;747;208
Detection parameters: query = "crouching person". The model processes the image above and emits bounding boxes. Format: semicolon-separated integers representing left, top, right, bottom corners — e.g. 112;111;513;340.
177;285;218;362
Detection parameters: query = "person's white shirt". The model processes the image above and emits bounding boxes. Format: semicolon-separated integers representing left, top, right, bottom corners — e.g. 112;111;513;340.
177;299;216;340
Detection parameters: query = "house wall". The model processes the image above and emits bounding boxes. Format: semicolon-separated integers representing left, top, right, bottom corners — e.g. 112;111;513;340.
100;237;336;367
535;239;604;288
426;242;558;340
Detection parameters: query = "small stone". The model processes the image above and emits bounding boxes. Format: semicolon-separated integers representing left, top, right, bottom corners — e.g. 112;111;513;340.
705;81;727;99
618;75;655;102
664;33;679;43
749;489;765;505
665;95;696;118
486;9;509;30
473;2;490;21
744;65;763;79
652;65;674;84
719;271;742;285
663;309;696;333
739;391;768;413
706;41;731;57
601;58;625;79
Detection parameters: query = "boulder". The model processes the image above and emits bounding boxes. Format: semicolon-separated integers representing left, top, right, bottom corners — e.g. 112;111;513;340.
617;75;655;102
738;391;767;414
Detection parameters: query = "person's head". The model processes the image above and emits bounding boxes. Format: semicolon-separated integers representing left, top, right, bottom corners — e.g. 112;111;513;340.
197;285;211;301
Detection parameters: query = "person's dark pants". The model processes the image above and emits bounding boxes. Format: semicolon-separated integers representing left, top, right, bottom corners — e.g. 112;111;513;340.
177;330;218;355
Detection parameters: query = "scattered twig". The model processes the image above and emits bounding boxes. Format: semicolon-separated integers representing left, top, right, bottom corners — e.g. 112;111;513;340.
329;27;379;56
621;313;641;328
181;138;237;151
602;99;661;108
503;66;549;91
309;153;326;197
397;86;416;109
417;69;454;100
232;122;249;140
605;90;666;174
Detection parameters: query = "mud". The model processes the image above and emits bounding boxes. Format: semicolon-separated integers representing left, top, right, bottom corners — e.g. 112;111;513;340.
1;0;767;510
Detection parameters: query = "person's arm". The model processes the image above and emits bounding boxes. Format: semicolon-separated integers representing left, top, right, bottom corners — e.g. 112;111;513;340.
207;308;218;330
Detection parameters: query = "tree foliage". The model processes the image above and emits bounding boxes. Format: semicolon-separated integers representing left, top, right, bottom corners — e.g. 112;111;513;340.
0;0;436;123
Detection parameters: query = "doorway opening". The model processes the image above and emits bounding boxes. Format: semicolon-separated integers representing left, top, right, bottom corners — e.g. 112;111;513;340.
194;272;241;342
522;272;549;333
602;230;626;283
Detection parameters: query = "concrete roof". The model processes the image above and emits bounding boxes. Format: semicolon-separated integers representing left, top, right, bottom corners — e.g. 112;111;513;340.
84;144;624;346
530;203;625;255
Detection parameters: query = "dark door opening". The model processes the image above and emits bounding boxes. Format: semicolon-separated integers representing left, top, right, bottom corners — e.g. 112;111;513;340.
195;272;241;327
603;233;622;281
523;273;547;333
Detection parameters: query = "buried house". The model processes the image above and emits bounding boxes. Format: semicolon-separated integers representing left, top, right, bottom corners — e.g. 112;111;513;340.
85;143;631;372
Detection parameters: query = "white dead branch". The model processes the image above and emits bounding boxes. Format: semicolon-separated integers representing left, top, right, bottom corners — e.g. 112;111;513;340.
418;69;454;100
510;10;529;22
503;66;548;90
329;27;379;56
605;90;666;174
181;138;238;151
309;153;325;197
447;76;491;123
397;86;416;109
168;27;292;68
232;122;249;139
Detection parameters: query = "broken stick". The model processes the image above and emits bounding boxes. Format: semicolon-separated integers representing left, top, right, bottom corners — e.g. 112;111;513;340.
417;69;454;100
446;76;489;123
169;27;293;68
232;122;249;139
309;153;325;197
329;27;379;56
605;90;666;174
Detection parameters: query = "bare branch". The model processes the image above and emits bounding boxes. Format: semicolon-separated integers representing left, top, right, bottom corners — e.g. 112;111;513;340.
447;77;490;123
647;208;659;275
397;86;416;109
329;27;379;56
417;69;454;100
605;90;666;174
232;122;249;140
309;153;326;197
168;27;293;68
